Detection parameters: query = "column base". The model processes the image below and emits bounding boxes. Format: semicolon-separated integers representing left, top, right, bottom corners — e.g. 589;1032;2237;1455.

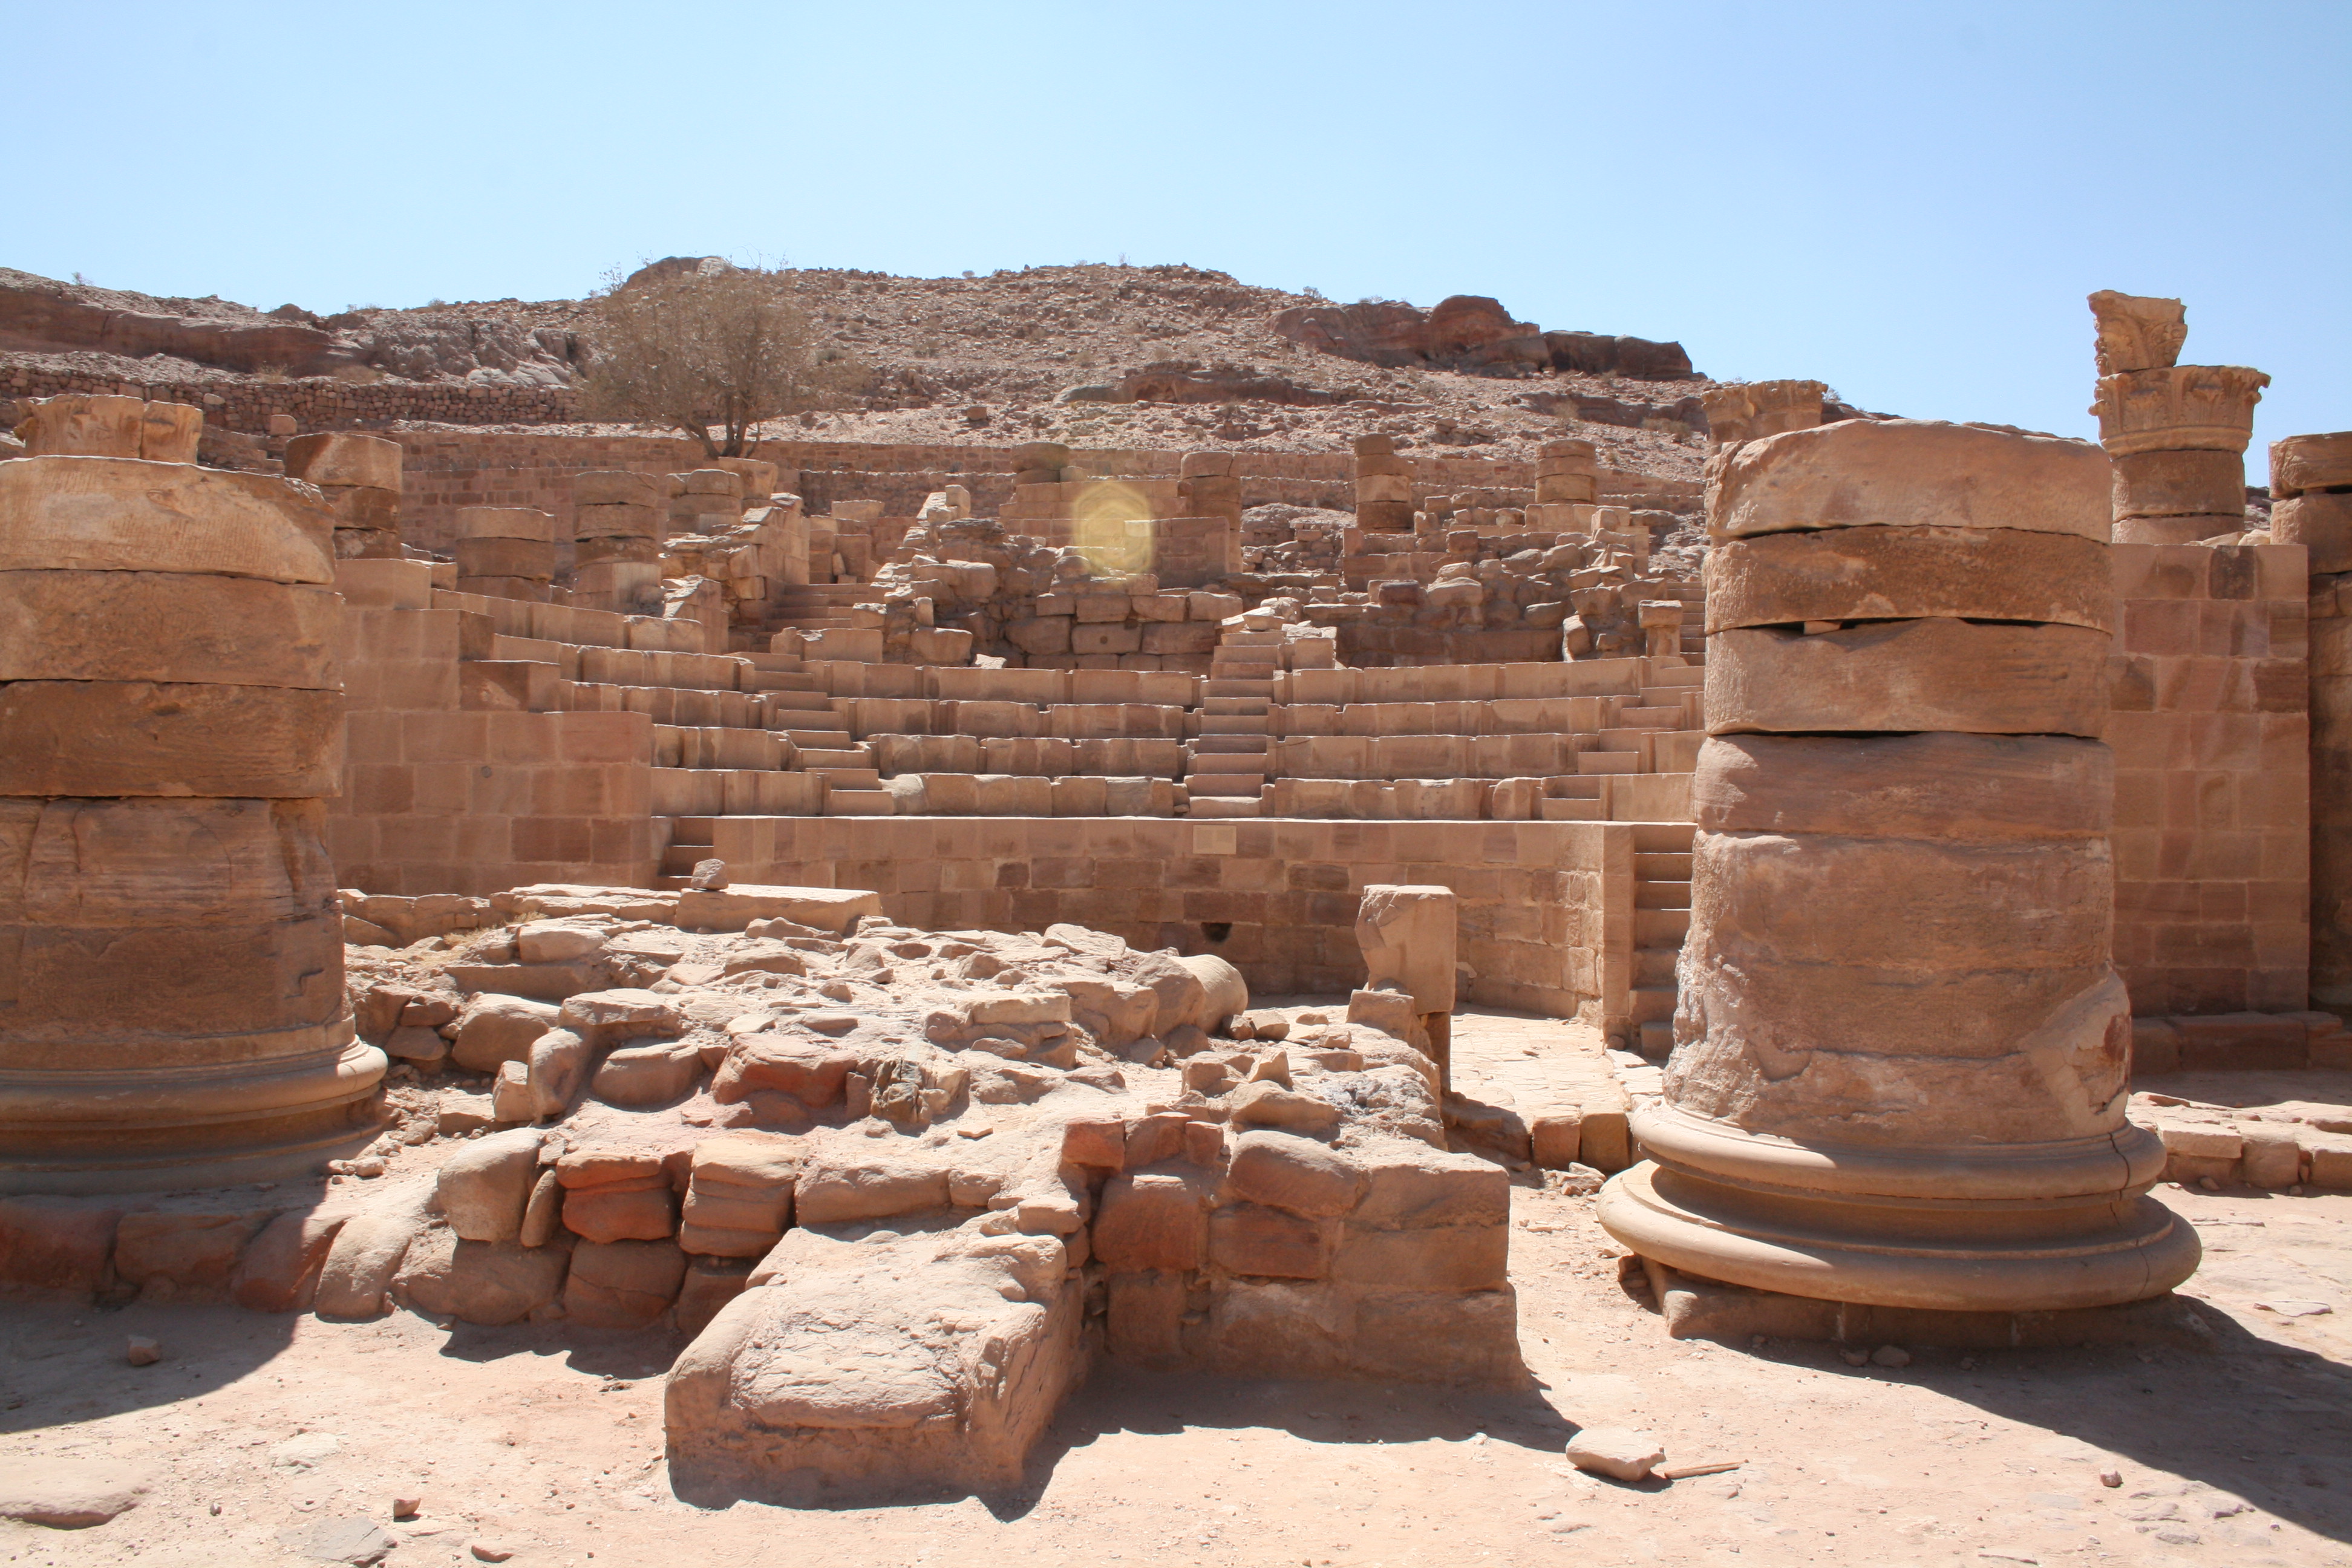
0;1023;386;1195
1631;1256;2221;1351
1595;1103;2203;1313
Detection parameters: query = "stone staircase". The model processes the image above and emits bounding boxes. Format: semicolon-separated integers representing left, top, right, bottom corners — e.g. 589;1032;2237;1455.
1631;822;1694;1059
1184;679;1276;819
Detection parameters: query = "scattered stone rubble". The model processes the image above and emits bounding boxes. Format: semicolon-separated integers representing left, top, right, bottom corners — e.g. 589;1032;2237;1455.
5;883;1501;1501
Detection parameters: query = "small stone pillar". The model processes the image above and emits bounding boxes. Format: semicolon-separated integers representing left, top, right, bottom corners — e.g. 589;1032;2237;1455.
1353;434;1414;534
1353;884;1457;1089
1178;450;1244;574
2089;292;2267;545
1598;417;2201;1313
1697;379;1826;452
284;433;404;560
571;471;667;614
1535;437;1598;506
454;506;557;602
0;397;380;1191
2285;432;2352;1013
1638;599;1684;657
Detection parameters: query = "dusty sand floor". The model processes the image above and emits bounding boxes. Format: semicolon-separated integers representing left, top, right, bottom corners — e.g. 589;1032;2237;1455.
4;1008;2348;1568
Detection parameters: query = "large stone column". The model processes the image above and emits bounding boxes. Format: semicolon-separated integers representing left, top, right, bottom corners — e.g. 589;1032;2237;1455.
1597;419;2200;1312
2283;432;2352;1013
2089;291;2267;546
0;399;382;1192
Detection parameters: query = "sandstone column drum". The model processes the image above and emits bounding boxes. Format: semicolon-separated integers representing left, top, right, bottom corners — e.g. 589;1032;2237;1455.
0;395;385;1191
1597;418;2201;1312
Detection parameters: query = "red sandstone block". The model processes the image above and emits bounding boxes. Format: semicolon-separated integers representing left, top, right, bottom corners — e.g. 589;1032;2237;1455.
2262;829;2308;880
2194;880;2250;921
2154;656;2230;713
530;767;609;817
2252;970;2310;1013
938;859;996;892
2241;769;2311;829
486;713;561;766
559;710;650;763
454;816;508;866
2103;714;2180;772
511;816;594;863
347;763;416;815
2258;714;2310;769
2158;770;2235;832
383;815;459;863
347;710;403;765
2269;602;2310;659
407;761;469;814
2246;878;2309;923
467;766;533;815
2124;599;2200;655
400;710;489;763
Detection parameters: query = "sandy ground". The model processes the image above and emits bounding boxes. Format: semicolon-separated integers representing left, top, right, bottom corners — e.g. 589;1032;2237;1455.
4;1009;2348;1568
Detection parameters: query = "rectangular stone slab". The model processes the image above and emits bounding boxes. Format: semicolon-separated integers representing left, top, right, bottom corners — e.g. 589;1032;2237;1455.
2109;449;2246;520
283;433;403;492
0;797;334;926
1706;620;2110;738
0;797;333;932
318;484;399;531
0;682;341;797
2272;431;2352;497
2275;492;2352;573
1705;526;2111;633
671;886;884;935
0;457;335;583
0;913;344;1041
458;507;557;543
575;472;667;508
1691;733;2112;840
574;502;664;540
0;572;339;688
453;537;555;580
1707;419;2109;541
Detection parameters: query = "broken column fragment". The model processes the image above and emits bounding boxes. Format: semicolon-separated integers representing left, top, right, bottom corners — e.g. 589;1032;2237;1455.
0;399;384;1192
1354;884;1457;1088
284;433;404;560
1598;417;2201;1313
2088;292;2267;545
1353;434;1414;534
453;506;558;603
570;471;666;613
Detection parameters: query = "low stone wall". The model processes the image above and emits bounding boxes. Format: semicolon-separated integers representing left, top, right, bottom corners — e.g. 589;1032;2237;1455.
681;814;1631;1022
0;365;574;437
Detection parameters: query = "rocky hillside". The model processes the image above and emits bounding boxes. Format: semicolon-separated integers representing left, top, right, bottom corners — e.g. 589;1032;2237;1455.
0;261;1750;478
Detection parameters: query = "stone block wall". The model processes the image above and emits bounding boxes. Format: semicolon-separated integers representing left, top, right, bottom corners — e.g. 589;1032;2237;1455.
673;814;1632;1022
2106;543;2310;1014
327;604;656;894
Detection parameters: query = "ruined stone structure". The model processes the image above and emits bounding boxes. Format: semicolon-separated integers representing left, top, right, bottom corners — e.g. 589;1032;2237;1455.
2090;290;2267;546
1597;418;2202;1312
5;272;2351;1511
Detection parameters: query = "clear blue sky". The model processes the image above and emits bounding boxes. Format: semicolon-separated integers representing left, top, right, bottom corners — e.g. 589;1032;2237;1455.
6;1;2345;452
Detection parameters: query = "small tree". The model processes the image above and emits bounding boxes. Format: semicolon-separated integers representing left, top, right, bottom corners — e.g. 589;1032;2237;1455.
577;263;859;457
